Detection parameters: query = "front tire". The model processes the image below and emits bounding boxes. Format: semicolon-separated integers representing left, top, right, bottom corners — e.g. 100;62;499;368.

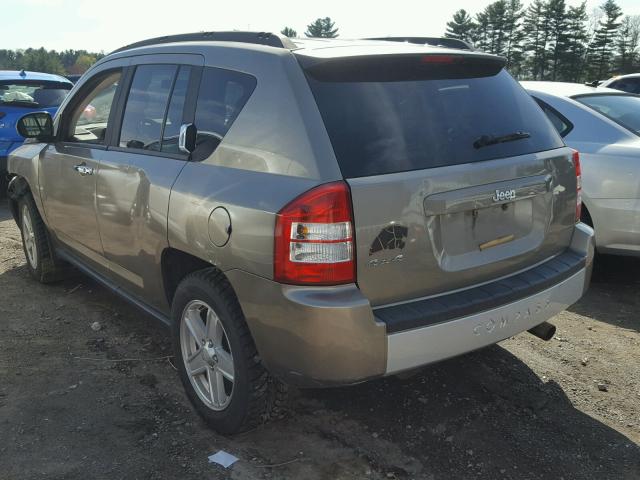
18;195;65;283
172;269;286;435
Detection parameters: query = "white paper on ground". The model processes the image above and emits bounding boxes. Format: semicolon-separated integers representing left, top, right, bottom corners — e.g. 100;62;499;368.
208;450;239;468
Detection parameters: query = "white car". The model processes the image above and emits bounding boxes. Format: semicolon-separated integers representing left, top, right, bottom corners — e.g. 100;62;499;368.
523;81;640;257
600;73;640;94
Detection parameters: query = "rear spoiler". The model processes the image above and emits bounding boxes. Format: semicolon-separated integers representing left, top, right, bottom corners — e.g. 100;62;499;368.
298;52;506;82
365;37;474;51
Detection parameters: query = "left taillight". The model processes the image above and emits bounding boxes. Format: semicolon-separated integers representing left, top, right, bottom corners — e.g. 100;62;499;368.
274;181;356;285
571;150;582;222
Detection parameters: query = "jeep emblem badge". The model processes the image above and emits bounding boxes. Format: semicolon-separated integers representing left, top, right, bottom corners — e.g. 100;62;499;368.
492;189;516;202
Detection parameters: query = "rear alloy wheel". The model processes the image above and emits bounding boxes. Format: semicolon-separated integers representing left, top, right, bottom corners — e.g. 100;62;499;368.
172;269;287;435
180;300;235;411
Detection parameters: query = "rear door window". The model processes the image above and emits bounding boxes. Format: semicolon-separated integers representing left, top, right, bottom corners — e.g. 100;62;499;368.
119;64;176;150
161;66;191;154
306;67;563;178
533;97;573;137
191;67;257;161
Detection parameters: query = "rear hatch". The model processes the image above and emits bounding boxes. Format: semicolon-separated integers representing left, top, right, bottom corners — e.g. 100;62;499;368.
300;50;578;306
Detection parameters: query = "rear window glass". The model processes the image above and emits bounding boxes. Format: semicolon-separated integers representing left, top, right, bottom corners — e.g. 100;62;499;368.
575;94;640;135
306;69;564;178
0;80;71;108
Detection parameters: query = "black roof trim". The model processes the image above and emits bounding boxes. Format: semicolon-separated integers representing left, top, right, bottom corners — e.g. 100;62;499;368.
111;31;296;54
366;37;473;51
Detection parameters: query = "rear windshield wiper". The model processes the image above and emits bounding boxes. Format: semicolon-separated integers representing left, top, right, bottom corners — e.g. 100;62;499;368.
473;131;530;149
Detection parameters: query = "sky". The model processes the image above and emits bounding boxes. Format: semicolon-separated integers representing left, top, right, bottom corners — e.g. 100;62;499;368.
4;0;640;53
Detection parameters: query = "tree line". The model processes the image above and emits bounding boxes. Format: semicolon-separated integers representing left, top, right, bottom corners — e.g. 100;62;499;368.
445;0;640;81
0;48;104;76
4;5;638;83
0;17;340;76
281;17;339;39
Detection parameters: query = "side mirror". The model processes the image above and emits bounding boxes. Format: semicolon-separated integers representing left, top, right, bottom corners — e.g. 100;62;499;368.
17;112;54;141
179;123;197;154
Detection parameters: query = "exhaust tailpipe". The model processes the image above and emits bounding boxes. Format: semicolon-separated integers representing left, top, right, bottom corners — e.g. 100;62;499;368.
528;321;556;341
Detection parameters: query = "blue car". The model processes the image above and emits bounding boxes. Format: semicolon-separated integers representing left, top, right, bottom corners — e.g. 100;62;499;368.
1;70;73;193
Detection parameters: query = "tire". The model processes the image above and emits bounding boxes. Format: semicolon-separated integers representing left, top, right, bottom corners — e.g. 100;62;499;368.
18;195;66;283
171;268;287;435
0;174;8;199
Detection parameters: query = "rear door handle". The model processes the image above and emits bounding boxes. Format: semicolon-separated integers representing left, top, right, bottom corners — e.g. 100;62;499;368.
73;163;94;176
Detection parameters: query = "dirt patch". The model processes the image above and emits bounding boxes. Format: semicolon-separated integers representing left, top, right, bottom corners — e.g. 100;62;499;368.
0;203;638;479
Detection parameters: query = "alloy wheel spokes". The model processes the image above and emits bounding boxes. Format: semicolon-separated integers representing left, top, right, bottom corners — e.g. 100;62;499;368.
22;206;37;267
216;350;234;381
205;309;223;345
184;306;206;344
180;300;235;411
187;349;208;376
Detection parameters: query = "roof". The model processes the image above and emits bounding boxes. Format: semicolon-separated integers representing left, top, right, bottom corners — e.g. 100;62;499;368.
520;81;622;98
290;38;493;61
108;32;496;63
0;70;72;84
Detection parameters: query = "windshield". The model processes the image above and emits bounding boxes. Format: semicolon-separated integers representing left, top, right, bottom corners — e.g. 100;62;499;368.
575;94;640;135
306;69;563;178
0;80;71;108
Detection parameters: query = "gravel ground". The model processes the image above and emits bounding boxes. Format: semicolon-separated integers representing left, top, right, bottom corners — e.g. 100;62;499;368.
0;202;638;480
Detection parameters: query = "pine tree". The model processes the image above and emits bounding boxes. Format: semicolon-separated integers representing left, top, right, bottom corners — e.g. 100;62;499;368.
545;0;568;80
587;0;623;79
504;0;526;75
523;0;547;79
280;27;297;38
484;1;509;56
559;2;589;82
474;11;491;51
445;9;476;42
616;16;640;74
305;17;339;38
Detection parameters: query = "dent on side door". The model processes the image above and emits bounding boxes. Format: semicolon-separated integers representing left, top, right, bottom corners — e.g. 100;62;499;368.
39;143;105;265
98;55;204;312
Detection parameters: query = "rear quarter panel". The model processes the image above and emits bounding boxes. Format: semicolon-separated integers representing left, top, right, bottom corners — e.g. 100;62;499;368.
168;47;343;279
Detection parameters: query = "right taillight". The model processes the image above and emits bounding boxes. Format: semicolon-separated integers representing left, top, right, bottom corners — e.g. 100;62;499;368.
572;149;582;222
274;181;356;285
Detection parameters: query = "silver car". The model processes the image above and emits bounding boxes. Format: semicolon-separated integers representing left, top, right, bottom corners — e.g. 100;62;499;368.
7;32;593;434
599;73;640;94
523;81;640;257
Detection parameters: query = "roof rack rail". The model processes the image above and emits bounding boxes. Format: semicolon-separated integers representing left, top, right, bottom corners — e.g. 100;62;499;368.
111;31;296;54
365;37;473;51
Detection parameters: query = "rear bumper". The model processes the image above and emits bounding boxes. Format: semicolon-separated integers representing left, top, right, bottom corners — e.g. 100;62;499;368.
387;265;586;373
228;223;594;387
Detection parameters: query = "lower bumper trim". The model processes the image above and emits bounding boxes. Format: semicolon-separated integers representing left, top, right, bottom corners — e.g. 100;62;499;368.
386;267;586;374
